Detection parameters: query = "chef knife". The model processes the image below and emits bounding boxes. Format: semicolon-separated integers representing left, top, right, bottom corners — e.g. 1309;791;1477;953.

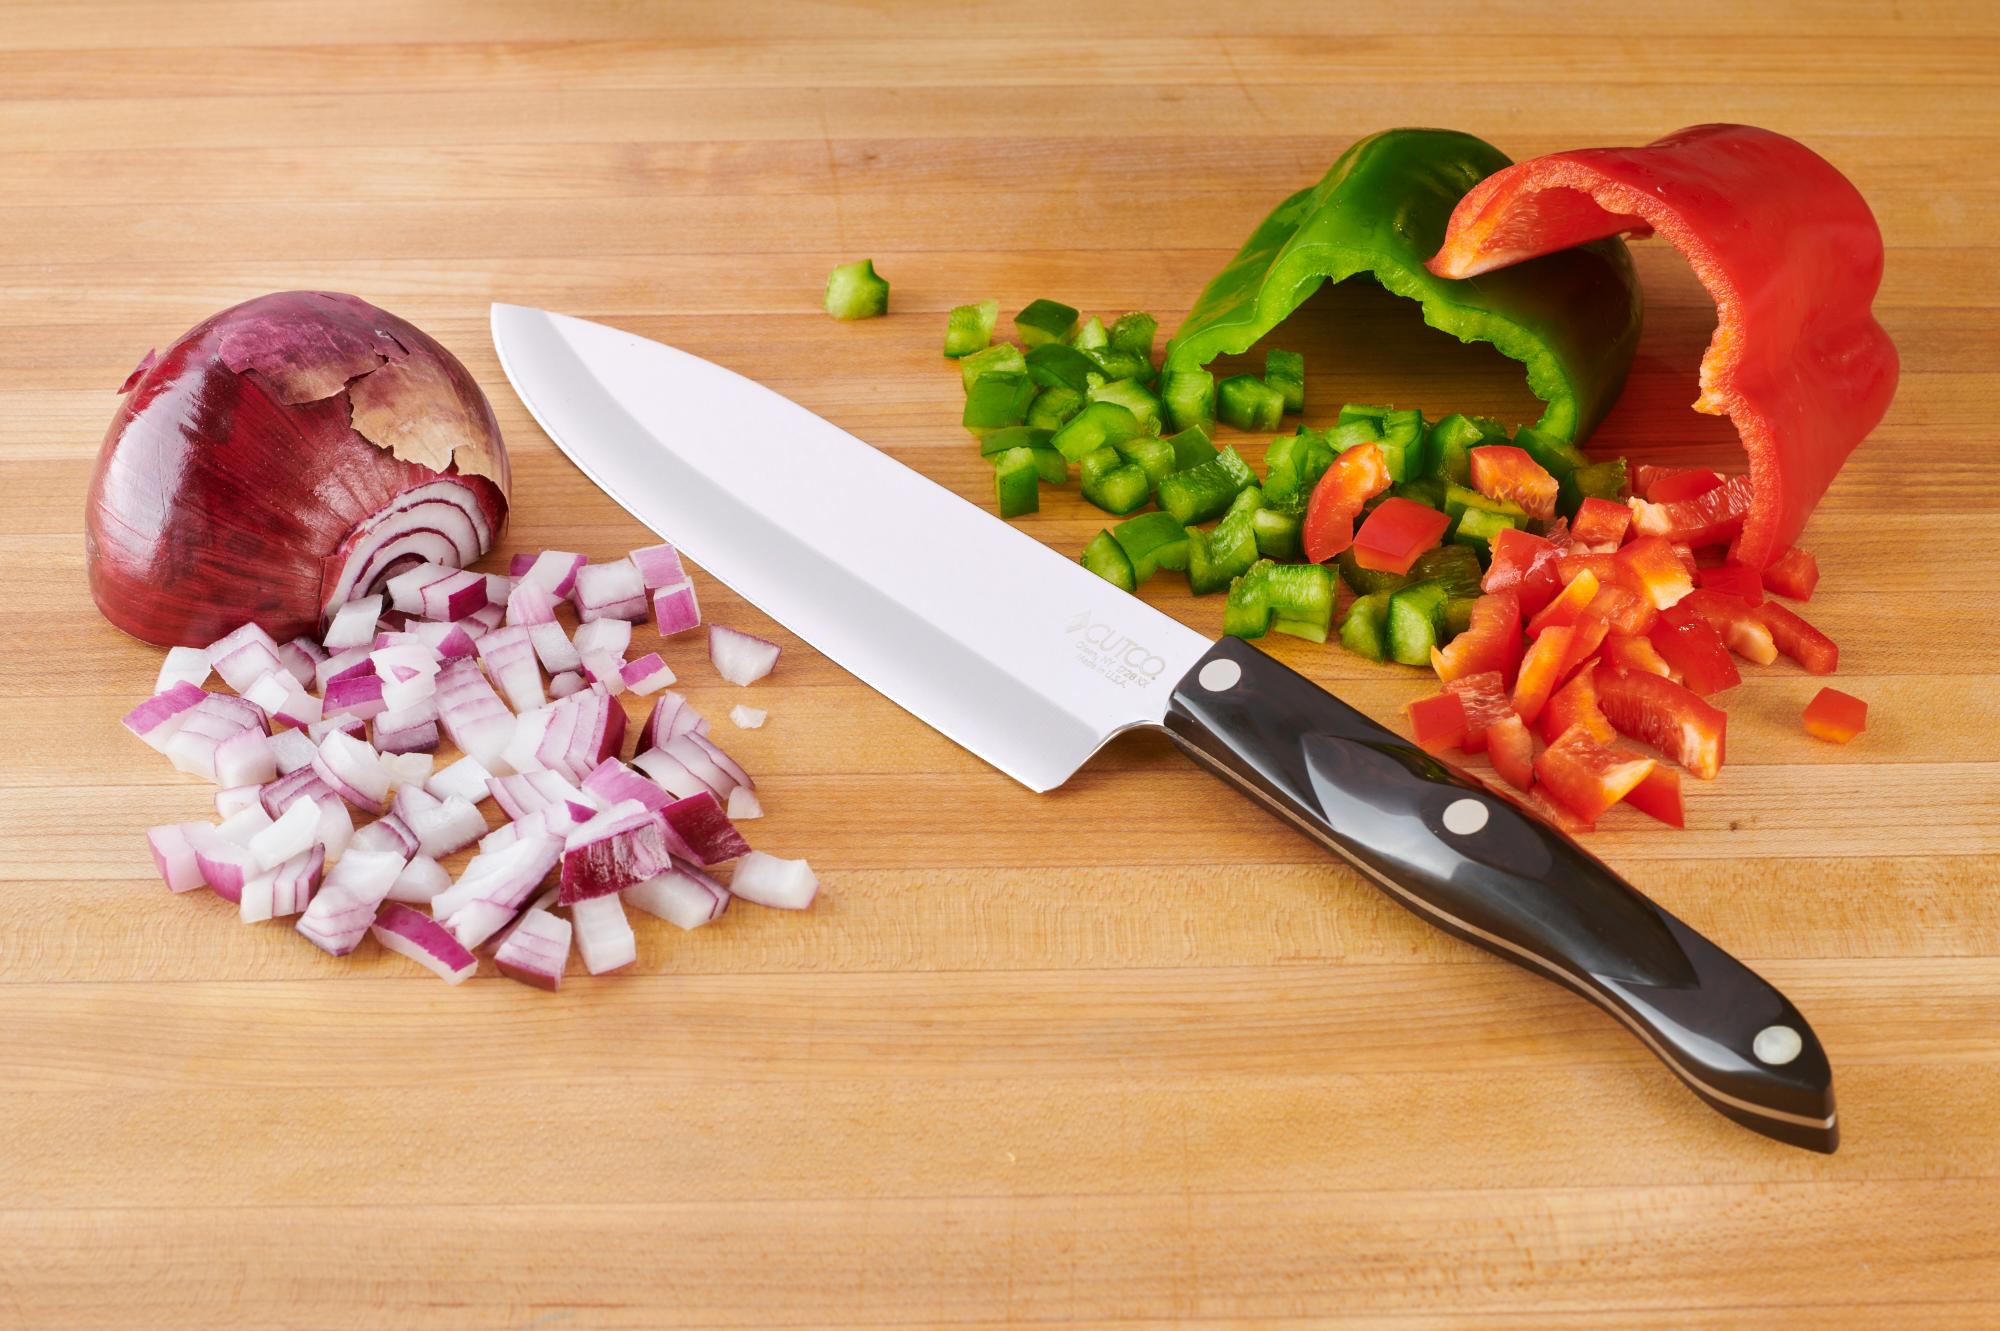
490;304;1838;1154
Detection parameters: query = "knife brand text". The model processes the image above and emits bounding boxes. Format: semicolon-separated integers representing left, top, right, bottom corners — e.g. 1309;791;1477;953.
1067;612;1168;688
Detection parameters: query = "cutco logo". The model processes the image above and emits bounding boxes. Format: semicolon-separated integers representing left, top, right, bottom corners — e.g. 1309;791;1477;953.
1067;611;1166;686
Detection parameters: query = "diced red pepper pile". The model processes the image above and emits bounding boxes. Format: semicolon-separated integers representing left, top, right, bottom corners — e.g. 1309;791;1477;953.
1406;463;1851;831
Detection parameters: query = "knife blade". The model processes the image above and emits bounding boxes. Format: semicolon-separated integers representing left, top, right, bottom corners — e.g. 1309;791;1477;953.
491;303;1838;1153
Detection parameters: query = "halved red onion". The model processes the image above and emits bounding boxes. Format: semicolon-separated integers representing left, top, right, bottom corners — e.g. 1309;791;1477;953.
520;550;586;599
729;850;818;910
476;625;544;713
652;582;701;637
87;293;507;646
729;705;767;730
147;822;210;892
123;681;209;753
709;625;780;686
371;903;479;984
425;754;492;805
386;853;450;905
297;849;406;956
582;758;672;813
558;800;676;904
323;595;382;650
661;791;752;866
570;894;637;975
156;646;212;694
726;787;764;820
312;730;391;814
621;653;675;695
435;657;517;774
245;670;322;729
206;623;284;692
629;542;686;590
625;861;730;930
279;636;325;687
493;906;572;990
573;559;648;623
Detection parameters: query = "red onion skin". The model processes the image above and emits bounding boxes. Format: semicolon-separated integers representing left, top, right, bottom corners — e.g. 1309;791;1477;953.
86;291;509;646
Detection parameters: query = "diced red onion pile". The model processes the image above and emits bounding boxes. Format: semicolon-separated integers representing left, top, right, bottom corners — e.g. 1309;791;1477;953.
125;540;808;989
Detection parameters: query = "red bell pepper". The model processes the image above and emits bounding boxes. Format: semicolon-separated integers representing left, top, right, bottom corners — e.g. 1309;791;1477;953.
1647;617;1741;696
1629;474;1756;550
1536;724;1658;823
1583;583;1656;638
1430;591;1522;685
1444;671;1513;755
1427;124;1898;568
1758;600;1839;675
1469;445;1558;522
1352;496;1451;574
1542;668;1617;745
1631;463;1709;500
1558;615;1610;682
1302;442;1392;563
1513;627;1572;725
1406;690;1468;754
1696;563;1763;606
1481;528;1563;616
1600;630;1677;680
1612;535;1693;612
1803;687;1866;743
1670;589;1777;665
1556;550;1618;588
1762;545;1820;601
1526;568;1599;637
1486;713;1536;791
1646;469;1723;504
1594;665;1727;780
1570;497;1630;550
1623;764;1686;828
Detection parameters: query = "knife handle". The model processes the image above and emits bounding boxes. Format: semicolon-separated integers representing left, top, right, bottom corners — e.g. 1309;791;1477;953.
1162;637;1837;1153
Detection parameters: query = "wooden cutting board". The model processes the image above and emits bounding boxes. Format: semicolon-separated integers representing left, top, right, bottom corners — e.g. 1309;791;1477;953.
3;3;1997;1326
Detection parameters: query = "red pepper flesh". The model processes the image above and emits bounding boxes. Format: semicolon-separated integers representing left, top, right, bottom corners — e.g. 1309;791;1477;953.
1758;600;1839;675
1352;496;1451;574
1803;687;1866;742
1428;124;1897;568
1762;545;1820;601
1302;443;1392;564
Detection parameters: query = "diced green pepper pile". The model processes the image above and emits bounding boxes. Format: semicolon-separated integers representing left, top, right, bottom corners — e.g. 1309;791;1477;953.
940;296;1627;662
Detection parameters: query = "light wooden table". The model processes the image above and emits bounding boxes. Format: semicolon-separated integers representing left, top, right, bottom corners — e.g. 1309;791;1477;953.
4;3;1997;1327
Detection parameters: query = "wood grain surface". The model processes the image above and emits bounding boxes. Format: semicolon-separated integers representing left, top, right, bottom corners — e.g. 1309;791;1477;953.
4;3;1998;1327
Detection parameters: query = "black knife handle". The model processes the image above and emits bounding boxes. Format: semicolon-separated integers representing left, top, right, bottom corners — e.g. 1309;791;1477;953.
1162;637;1837;1153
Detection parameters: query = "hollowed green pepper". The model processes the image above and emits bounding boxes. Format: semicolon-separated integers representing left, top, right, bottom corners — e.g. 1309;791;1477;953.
1161;128;1641;444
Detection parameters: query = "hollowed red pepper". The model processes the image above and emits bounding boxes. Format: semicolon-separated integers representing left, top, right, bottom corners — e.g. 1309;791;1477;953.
1427;124;1898;568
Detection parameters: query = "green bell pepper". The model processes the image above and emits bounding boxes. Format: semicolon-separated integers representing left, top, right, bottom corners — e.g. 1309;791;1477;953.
1162;368;1216;433
1081;530;1136;592
1113;511;1190;582
1161;128;1641;444
943;300;997;357
1217;375;1285;432
1015;299;1079;347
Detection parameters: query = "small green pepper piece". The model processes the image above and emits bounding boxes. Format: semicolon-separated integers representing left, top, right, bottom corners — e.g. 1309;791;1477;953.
962;372;1036;430
1070;315;1109;351
1565;457;1629;514
1081;530;1136;592
1339;590;1392;661
943;299;997;357
1109;312;1159;360
1025;385;1085;432
989;447;1041;518
1386;579;1450;666
1049;401;1143;463
1025;343;1098;393
1217;375;1285;432
1157;445;1257;525
1162;368;1216;433
1087;378;1163;434
1113;434;1176;488
1165;422;1219;471
1113;511;1191;583
1451;504;1524;554
1251;507;1301;560
1015;299;1079;348
1223;561;1274;639
1264;349;1305;413
1082;461;1152;516
959;342;1026;392
824;259;888;320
